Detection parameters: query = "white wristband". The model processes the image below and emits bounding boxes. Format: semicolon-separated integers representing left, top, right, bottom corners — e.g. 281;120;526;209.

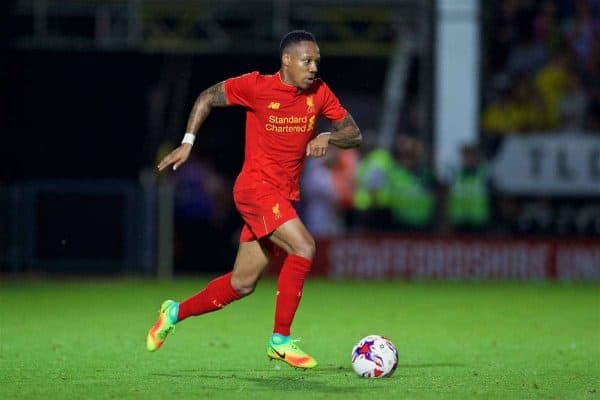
181;133;195;146
317;132;331;138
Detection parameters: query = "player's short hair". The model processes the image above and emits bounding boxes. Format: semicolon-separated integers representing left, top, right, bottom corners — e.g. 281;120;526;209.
279;30;316;56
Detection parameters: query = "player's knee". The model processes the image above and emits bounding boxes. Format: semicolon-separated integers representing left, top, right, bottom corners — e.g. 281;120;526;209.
234;284;256;297
230;275;258;297
291;237;316;260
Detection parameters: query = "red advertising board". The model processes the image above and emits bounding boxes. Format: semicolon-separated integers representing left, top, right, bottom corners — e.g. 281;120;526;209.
299;235;600;280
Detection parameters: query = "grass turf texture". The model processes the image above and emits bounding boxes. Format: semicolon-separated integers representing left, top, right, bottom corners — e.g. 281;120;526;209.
0;279;598;399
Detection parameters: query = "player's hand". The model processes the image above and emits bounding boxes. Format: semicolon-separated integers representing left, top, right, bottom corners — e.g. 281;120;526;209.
157;144;193;171
306;132;331;158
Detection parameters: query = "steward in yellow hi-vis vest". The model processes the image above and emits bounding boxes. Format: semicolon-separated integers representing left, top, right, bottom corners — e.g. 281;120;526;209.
351;143;398;231
388;136;435;229
389;165;434;227
353;148;395;211
447;145;490;230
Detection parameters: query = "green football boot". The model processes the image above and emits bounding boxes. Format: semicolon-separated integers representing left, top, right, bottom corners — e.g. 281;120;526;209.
267;333;318;369
146;300;178;352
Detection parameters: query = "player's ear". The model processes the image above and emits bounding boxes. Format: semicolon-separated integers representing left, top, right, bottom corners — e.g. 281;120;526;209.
282;53;291;67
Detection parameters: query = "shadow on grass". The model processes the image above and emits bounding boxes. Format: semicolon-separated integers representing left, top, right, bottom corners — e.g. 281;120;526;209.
238;376;365;394
150;362;464;379
150;365;385;395
151;364;350;377
151;362;464;376
149;362;464;393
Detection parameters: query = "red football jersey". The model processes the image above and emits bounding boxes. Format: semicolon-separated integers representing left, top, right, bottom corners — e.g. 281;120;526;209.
224;71;347;200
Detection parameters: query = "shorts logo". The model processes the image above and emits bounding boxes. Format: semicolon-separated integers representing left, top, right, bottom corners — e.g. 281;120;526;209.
272;203;281;219
306;96;314;113
268;102;281;110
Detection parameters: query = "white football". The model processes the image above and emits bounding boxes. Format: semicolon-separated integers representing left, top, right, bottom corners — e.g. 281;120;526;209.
351;335;398;378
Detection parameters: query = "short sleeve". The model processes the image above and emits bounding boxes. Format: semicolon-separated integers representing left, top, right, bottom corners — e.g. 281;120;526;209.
319;82;348;122
224;71;259;109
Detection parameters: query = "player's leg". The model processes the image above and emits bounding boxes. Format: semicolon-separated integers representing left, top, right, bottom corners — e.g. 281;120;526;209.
268;217;315;335
230;239;272;296
269;217;316;259
234;185;317;367
147;240;271;352
266;217;318;368
176;239;271;319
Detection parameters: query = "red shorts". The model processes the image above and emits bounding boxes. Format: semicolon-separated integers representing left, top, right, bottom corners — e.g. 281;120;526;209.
233;185;298;243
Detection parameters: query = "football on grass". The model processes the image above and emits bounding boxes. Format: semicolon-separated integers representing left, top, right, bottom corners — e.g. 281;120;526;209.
351;335;398;378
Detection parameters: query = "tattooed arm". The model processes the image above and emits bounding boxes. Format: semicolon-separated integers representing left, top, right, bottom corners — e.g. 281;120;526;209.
184;82;229;135
158;82;229;171
305;113;362;158
328;113;362;148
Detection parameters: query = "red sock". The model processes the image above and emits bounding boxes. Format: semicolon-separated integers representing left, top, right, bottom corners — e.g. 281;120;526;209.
273;254;312;336
177;272;241;321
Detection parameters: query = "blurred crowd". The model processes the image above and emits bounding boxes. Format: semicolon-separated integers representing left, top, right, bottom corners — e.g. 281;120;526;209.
299;135;490;237
300;0;600;238
168;0;600;270
479;0;600;237
481;0;600;147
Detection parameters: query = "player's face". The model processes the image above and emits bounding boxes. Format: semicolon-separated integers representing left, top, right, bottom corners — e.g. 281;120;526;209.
282;41;320;90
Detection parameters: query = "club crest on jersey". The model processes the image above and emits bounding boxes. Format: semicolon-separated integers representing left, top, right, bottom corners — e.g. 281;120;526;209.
308;115;316;131
268;102;280;110
272;203;281;219
306;96;314;113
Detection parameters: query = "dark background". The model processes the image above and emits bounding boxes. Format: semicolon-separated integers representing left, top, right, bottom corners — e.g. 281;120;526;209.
2;0;598;276
1;50;387;182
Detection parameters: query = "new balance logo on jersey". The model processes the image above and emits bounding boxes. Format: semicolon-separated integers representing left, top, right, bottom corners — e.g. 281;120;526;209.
268;102;280;110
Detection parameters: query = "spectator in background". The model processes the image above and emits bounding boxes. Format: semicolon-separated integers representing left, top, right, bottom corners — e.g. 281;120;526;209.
482;74;548;135
352;133;396;231
446;144;491;232
330;145;359;227
301;147;344;236
388;135;435;230
172;147;234;272
534;51;571;128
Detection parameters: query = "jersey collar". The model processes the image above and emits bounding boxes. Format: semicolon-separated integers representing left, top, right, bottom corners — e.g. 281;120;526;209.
275;71;301;93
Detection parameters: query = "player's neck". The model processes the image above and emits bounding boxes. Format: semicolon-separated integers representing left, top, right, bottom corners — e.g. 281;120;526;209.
278;69;297;89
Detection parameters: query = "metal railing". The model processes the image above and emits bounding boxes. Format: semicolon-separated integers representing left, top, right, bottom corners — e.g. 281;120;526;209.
2;179;168;275
11;0;429;56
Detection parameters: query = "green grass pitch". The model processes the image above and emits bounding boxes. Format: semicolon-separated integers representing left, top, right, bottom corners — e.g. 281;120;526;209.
1;278;598;399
